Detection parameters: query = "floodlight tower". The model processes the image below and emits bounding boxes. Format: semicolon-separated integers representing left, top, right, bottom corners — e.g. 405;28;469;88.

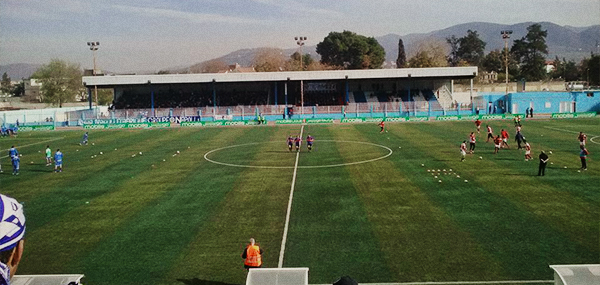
87;41;100;106
295;36;307;115
501;31;512;95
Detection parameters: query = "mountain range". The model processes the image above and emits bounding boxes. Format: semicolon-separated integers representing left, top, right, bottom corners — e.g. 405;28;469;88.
186;21;600;72
2;21;599;78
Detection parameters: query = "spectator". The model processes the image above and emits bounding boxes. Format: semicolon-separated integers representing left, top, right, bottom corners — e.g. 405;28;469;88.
0;194;26;284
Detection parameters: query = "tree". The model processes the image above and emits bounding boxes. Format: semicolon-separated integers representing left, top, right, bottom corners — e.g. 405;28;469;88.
396;38;407;68
288;52;314;71
316;30;385;69
97;89;114;105
511;23;548;81
11;82;24;97
446;30;486;66
0;72;11;94
190;59;228;73
580;54;600;85
253;48;287;72
481;50;503;73
31;59;83;107
408;39;448;68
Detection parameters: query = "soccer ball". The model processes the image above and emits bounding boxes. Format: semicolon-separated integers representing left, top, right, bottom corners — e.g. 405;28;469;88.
132;154;136;157
456;175;460;178
139;152;142;155
464;180;468;183
177;151;180;154
163;159;166;162
92;143;95;146
115;148;118;151
549;151;553;154
91;156;94;159
438;180;442;183
434;176;438;178
479;156;483;160
421;164;425;167
99;152;103;155
449;169;452;172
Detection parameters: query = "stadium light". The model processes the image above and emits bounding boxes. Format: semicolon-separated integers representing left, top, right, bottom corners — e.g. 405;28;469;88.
500;31;512;95
86;41;100;108
295;36;307;115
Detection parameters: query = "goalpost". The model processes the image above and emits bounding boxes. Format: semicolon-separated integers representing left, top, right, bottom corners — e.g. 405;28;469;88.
246;268;309;285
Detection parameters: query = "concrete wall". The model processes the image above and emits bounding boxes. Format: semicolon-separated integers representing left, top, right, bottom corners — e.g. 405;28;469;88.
455;81;567;93
507;91;600;114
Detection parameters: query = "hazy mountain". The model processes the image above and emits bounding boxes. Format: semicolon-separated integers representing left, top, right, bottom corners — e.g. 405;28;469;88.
0;63;41;80
180;21;599;72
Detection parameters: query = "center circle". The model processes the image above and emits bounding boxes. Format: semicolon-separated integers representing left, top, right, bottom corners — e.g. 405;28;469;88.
203;140;393;169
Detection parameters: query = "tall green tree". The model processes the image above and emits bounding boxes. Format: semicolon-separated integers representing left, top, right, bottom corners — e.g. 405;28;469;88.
511;23;548;81
481;50;503;73
0;72;11;94
31;59;83;107
316;30;385;69
289;52;314;71
396;38;407;68
582;54;600;86
446;30;486;66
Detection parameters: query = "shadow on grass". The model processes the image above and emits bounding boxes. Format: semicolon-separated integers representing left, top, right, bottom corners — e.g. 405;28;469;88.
176;278;240;285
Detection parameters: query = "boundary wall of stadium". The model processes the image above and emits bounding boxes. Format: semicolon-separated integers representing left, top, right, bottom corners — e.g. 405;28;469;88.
1;91;598;129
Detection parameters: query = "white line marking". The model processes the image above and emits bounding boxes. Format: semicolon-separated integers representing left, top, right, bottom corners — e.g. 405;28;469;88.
204;140;393;169
543;126;600;145
278;125;304;268
0;137;64;160
312;280;553;285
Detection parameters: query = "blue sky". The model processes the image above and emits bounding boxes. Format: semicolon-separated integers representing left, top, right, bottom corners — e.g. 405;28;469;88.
1;0;599;72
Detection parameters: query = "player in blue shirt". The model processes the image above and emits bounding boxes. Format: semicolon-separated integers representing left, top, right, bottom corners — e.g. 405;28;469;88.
54;149;63;173
9;145;19;175
80;132;89;145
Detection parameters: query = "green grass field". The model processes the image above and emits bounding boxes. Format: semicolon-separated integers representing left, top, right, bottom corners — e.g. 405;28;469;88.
1;118;598;285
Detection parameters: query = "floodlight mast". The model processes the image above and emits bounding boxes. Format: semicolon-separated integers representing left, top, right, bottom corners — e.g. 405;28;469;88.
296;36;307;115
87;41;100;107
501;31;512;95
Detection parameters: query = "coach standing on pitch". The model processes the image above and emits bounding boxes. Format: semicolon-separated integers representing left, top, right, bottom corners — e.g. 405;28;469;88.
242;238;263;271
538;151;549;176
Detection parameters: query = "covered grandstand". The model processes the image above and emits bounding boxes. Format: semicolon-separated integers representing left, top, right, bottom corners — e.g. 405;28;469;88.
82;67;478;113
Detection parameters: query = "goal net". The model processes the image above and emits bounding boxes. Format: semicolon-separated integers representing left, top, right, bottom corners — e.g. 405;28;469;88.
246;268;309;285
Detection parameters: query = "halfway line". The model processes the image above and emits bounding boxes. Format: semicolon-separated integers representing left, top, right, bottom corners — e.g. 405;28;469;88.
278;124;304;268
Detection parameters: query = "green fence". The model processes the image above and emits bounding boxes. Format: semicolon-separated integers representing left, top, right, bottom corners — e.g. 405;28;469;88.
551;112;597;119
83;122;171;129
19;125;56;131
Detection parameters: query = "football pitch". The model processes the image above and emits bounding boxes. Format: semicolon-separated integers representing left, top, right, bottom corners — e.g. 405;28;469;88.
1;118;598;285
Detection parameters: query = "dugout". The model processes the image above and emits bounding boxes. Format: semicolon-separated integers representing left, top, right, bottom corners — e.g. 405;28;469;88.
550;264;600;285
82;67;478;111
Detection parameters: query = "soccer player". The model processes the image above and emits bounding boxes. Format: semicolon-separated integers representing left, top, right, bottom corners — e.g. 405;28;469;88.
460;141;467;162
493;135;502;154
306;134;314;152
294;135;302;152
475;119;482;133
500;129;510;148
578;132;587;149
54;149;63;173
486;125;494;142
45;145;52;166
524;140;532;161
80;132;89;145
9;145;19;175
468;132;476;154
379;120;385;133
287;135;294;152
580;147;589;170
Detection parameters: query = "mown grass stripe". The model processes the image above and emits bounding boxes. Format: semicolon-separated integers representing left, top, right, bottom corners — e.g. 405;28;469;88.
162;125;302;285
17;127;230;275
415;120;599;252
328;124;505;282
380;122;597;280
283;125;393;284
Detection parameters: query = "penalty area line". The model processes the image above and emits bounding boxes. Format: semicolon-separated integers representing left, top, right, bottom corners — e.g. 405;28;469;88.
278;124;304;268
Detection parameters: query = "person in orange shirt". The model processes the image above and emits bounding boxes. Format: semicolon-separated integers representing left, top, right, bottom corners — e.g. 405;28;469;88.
475;119;482;133
379;120;385;133
242;238;263;271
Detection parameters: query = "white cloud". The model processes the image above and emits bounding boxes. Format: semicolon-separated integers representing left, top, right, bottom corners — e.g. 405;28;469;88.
248;0;344;18
111;4;268;25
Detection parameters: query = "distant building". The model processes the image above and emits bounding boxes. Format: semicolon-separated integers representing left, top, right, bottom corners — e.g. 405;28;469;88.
24;79;43;102
479;71;498;84
545;61;556;73
219;63;256;73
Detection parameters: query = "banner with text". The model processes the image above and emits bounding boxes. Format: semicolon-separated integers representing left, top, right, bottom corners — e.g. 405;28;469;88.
551;112;597;119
